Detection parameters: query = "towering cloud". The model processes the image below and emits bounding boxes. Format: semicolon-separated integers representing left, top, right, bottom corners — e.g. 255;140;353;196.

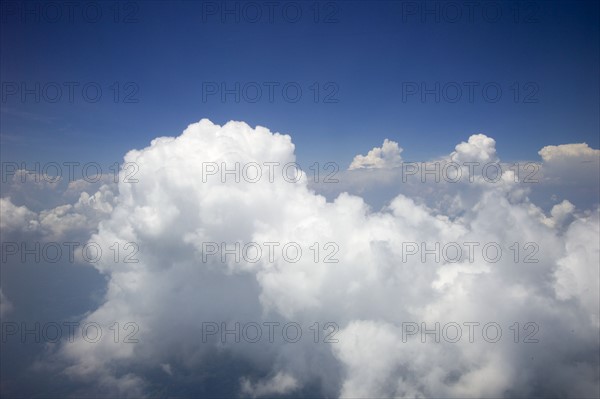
2;120;598;398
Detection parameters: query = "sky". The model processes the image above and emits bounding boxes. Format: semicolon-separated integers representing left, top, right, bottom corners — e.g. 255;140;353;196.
1;0;599;167
1;1;599;398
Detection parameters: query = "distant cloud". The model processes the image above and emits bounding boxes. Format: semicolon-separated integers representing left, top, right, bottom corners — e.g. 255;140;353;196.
537;142;600;193
348;139;403;170
0;185;116;241
450;134;498;164
539;143;600;162
0;197;38;233
240;372;299;398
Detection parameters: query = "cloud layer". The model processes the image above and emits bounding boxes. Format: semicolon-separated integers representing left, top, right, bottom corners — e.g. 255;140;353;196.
2;120;598;398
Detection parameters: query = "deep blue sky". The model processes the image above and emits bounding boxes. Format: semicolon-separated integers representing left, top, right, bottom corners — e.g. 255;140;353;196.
1;0;598;168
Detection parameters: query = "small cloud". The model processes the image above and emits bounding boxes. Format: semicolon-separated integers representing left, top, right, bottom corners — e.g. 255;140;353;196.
240;372;299;398
349;139;403;170
160;363;173;376
450;134;497;164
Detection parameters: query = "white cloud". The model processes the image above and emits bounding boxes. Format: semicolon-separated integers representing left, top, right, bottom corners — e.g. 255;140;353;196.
316;134;599;215
554;211;600;327
0;185;116;241
2;120;598;398
538;143;600;162
549;200;575;228
348;139;403;170
0;197;39;233
537;142;600;190
450;134;498;164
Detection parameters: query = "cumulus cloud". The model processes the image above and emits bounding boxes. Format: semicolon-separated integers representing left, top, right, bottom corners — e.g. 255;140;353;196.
543;200;576;229
348;139;403;170
450;134;498;164
2;120;599;398
539;143;600;162
0;185;116;241
530;142;600;211
316;134;599;214
0;197;38;233
537;142;600;185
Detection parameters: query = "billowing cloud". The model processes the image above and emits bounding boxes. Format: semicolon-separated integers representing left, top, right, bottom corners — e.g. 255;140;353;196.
0;197;38;233
539;143;600;162
450;134;498;164
0;185;116;241
541;200;575;229
2;120;598;398
317;134;599;214
348;139;403;170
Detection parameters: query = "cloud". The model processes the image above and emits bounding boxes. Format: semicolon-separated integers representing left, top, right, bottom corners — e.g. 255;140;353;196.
538;143;600;162
240;372;299;398
533;143;600;210
315;134;599;214
546;200;575;229
554;211;600;326
0;185;116;241
0;289;14;316
348;139;403;170
160;363;173;376
2;120;598;398
0;197;38;233
450;134;498;164
536;142;600;186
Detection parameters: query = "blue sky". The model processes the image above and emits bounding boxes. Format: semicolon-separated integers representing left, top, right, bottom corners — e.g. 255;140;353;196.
1;0;599;166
